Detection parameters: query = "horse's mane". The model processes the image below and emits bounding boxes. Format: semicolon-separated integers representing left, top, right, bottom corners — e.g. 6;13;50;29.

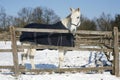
66;14;71;18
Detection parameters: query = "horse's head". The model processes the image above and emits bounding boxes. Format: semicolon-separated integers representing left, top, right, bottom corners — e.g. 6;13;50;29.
69;8;81;34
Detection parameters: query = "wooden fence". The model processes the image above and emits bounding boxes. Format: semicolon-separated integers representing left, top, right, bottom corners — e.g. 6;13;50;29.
0;27;120;77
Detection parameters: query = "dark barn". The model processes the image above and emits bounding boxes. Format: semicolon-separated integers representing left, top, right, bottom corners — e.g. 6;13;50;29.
20;22;74;47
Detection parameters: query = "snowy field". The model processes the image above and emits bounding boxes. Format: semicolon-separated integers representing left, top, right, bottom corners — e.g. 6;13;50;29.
0;41;120;80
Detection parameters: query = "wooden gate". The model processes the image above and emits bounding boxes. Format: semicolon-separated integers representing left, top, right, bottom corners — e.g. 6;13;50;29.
1;27;119;77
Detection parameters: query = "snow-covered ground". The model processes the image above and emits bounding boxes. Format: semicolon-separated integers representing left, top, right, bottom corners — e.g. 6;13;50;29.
0;41;120;80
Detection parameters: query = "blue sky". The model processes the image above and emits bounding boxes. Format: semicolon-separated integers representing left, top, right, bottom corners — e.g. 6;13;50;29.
0;0;120;19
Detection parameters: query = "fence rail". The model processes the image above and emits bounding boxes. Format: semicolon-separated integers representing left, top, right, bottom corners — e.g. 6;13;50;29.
0;27;120;77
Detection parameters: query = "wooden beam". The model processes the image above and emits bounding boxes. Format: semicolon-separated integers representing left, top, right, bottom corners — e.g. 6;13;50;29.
10;27;19;76
0;66;14;69
15;28;112;36
0;49;12;52
113;27;120;77
76;30;112;35
19;66;113;73
17;45;113;52
75;35;112;39
0;49;23;52
15;28;69;33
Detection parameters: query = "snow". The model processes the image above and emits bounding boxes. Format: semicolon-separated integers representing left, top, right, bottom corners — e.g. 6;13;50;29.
0;73;119;80
0;41;120;80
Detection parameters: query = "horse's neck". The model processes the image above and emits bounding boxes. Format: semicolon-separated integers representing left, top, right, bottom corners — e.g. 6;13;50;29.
61;17;71;29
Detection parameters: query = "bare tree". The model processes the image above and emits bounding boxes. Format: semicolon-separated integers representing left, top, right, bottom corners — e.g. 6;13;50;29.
16;6;60;27
95;13;112;31
0;6;60;30
17;7;33;27
43;8;60;24
78;15;96;30
31;7;60;24
31;7;43;23
0;7;6;29
112;14;120;31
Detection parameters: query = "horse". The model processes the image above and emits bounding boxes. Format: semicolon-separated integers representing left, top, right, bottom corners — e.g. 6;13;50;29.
20;8;81;69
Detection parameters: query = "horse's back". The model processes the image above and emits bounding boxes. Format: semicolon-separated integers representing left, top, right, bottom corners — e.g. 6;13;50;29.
24;22;66;29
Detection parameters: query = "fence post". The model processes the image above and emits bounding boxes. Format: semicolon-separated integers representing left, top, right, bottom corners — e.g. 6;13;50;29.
113;27;119;77
10;26;19;76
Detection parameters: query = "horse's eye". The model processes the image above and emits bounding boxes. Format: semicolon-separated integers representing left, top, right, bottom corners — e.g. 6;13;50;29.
77;17;79;19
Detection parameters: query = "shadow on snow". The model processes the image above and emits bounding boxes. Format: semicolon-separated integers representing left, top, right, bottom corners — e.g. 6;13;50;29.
25;63;57;69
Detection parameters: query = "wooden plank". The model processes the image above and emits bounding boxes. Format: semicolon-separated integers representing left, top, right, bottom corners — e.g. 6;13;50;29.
75;36;109;39
113;27;120;77
78;48;112;52
0;66;14;69
76;30;112;35
10;27;19;76
0;49;12;52
75;41;112;48
0;65;25;73
17;45;113;52
0;49;23;52
15;28;69;33
19;66;113;73
75;40;104;44
15;28;112;36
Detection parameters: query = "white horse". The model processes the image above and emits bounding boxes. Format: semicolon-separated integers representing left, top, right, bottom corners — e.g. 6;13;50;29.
21;8;81;69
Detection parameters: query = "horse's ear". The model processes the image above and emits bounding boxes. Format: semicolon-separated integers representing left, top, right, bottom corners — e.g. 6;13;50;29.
77;8;80;12
70;8;75;12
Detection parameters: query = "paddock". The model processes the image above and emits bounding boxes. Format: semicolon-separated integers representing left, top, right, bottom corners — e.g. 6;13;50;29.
0;27;120;77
